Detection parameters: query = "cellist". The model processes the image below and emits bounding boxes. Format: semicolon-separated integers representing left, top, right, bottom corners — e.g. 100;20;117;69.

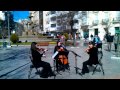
54;41;69;72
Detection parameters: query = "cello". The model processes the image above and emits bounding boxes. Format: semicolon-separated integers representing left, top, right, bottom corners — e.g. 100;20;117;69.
57;47;69;65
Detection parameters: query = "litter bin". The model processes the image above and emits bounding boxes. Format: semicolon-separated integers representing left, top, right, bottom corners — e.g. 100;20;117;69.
3;42;7;48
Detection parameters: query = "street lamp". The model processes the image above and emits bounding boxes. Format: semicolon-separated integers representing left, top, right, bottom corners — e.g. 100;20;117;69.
7;11;11;46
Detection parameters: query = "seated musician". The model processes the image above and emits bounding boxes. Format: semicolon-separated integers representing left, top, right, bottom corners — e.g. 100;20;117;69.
31;42;55;78
81;41;99;75
54;41;69;72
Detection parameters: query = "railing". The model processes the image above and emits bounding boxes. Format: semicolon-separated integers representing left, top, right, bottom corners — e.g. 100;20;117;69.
101;19;109;25
112;17;120;24
92;20;99;26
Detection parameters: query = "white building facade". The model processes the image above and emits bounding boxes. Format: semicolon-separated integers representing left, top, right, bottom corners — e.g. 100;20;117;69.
43;11;71;33
86;11;120;40
30;11;120;39
73;11;120;40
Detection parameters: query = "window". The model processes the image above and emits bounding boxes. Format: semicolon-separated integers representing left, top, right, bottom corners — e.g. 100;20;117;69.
51;24;56;27
82;11;87;15
104;12;109;20
51;11;56;14
116;11;120;17
51;16;56;21
73;19;78;23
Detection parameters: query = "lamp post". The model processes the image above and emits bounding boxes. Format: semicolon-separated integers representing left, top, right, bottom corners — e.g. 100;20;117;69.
7;11;11;46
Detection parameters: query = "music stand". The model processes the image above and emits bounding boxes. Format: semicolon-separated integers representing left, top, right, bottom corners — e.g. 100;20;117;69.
69;50;83;76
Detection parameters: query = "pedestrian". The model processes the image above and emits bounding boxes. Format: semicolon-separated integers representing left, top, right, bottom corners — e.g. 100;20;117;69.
84;34;88;41
93;35;102;49
90;34;93;41
81;41;99;75
60;34;66;45
113;33;119;52
79;33;81;40
106;33;113;51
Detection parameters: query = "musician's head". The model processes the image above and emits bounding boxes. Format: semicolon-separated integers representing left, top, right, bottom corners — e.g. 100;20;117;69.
88;41;95;48
57;41;62;46
31;42;37;51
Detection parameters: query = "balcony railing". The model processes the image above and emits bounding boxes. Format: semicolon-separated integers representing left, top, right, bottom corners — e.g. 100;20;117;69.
92;20;99;26
112;17;120;24
101;19;109;25
50;17;56;21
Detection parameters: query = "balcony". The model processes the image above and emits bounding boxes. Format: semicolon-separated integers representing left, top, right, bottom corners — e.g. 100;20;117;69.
92;20;99;26
57;26;62;30
50;16;56;21
112;17;120;24
101;19;109;25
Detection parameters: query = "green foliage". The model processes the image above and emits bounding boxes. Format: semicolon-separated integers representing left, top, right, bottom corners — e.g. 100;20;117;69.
10;34;19;43
63;33;69;41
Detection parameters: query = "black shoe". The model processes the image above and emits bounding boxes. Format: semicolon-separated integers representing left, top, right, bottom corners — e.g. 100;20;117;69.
40;75;49;78
81;70;89;75
49;72;56;77
81;72;85;75
86;70;89;73
35;71;41;75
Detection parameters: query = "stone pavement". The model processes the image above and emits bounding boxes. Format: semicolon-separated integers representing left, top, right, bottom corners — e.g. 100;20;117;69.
0;40;120;79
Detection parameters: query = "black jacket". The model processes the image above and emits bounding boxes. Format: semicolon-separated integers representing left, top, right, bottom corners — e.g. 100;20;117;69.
87;47;99;64
31;49;43;66
106;35;113;42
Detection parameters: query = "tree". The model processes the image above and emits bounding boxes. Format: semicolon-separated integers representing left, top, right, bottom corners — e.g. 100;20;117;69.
68;11;79;46
10;34;19;43
3;11;15;36
103;20;112;34
0;19;6;38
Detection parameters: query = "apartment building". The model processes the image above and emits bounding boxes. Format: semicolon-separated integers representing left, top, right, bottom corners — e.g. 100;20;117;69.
43;11;75;33
86;11;120;40
29;11;43;34
30;11;120;40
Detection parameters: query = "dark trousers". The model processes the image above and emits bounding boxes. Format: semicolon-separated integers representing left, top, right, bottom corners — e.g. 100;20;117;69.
114;43;117;52
107;42;112;51
55;59;69;72
55;59;63;72
81;60;92;74
35;61;53;76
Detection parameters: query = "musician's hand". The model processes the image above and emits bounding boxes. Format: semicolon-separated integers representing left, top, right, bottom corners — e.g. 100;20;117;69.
44;49;48;51
58;49;61;51
60;47;63;50
85;48;89;52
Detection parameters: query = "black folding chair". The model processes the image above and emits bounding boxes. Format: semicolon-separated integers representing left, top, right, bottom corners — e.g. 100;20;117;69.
92;50;105;75
53;57;70;79
28;54;41;79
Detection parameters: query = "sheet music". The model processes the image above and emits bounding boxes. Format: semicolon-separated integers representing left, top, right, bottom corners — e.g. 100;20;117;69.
52;51;59;59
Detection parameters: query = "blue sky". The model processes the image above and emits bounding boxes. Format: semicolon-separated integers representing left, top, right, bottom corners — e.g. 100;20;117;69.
13;11;29;22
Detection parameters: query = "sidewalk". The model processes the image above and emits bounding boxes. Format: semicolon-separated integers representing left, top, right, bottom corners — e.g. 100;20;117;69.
0;40;120;79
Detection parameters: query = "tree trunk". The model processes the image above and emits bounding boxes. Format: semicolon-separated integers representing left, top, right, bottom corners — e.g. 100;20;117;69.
72;31;76;46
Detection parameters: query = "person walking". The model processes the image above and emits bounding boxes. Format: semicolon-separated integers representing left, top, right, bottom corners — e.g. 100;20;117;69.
90;34;93;41
106;33;113;51
113;33;119;52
